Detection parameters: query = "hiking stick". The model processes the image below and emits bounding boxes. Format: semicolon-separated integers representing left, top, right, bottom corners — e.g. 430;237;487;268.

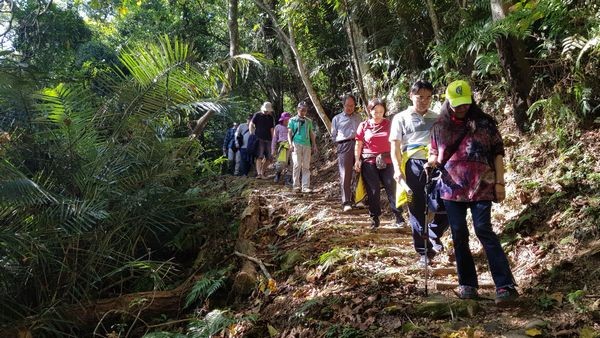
423;169;432;297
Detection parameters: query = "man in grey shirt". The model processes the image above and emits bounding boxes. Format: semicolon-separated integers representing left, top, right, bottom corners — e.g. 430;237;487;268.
331;94;363;212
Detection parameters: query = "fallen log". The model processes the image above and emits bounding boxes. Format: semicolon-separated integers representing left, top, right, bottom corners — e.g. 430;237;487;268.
0;277;197;338
232;195;262;297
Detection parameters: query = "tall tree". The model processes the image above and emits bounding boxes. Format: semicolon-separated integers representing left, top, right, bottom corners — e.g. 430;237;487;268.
194;0;240;135
491;0;533;131
252;0;332;132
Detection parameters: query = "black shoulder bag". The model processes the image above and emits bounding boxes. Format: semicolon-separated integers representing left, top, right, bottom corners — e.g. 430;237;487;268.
427;126;469;213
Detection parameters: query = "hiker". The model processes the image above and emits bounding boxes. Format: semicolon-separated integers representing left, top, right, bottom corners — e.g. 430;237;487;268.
249;101;275;179
390;80;449;266
223;122;239;175
235;114;253;177
331;94;363;212
288;101;317;193
354;98;404;229
271;112;292;184
429;80;518;306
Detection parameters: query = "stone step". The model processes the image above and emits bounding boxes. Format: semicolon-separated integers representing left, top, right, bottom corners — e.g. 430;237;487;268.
435;282;495;291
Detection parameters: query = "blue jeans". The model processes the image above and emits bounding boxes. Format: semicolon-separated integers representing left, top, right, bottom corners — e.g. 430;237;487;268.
444;200;516;289
361;162;401;220
406;159;449;257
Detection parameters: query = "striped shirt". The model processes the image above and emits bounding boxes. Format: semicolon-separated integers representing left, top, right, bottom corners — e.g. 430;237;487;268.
389;107;440;160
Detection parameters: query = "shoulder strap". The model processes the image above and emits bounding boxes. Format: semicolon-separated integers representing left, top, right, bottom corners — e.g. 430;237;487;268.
440;127;468;167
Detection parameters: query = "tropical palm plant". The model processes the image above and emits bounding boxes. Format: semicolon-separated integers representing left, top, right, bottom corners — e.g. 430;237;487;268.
0;35;254;336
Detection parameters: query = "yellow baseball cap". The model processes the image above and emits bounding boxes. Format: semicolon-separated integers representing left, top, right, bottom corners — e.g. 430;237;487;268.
446;80;473;107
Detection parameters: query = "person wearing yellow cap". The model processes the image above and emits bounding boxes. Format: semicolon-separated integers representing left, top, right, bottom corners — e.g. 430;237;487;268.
428;80;519;306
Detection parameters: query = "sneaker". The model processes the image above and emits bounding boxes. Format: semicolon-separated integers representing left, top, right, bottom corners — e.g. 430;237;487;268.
274;173;281;183
355;201;366;208
393;219;406;228
417;255;431;268
457;285;479;299
301;188;313;193
292;187;301;193
342;205;352;212
495;287;519;306
370;216;380;229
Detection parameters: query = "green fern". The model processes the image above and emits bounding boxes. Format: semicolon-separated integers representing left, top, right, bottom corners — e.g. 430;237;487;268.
184;266;233;308
318;247;350;272
186;309;237;338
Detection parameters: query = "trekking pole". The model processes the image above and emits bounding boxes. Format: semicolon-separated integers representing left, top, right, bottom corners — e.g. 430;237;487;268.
423;167;432;297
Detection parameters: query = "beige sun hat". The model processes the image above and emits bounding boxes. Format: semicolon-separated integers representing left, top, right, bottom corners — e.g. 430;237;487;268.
261;101;274;112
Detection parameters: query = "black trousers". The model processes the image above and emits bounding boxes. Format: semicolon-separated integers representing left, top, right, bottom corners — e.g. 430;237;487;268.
361;162;402;220
405;158;449;257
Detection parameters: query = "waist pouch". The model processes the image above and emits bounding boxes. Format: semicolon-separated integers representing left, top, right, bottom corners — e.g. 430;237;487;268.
362;152;390;169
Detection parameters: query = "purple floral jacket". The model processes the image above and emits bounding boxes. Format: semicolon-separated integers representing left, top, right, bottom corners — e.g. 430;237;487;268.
430;115;504;202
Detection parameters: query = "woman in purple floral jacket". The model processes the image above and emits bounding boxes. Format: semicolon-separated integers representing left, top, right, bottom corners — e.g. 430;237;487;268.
428;80;518;306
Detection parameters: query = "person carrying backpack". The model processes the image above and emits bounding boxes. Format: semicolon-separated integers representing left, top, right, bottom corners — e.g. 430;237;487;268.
223;122;239;175
235;114;253;177
429;80;518;306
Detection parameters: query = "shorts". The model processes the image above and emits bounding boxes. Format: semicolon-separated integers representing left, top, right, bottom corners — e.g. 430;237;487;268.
256;138;272;159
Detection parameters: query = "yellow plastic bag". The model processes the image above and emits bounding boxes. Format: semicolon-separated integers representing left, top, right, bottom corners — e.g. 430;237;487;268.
355;173;367;203
277;142;289;162
396;146;429;207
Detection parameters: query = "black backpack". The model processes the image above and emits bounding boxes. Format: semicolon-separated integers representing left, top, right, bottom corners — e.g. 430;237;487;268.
236;129;248;148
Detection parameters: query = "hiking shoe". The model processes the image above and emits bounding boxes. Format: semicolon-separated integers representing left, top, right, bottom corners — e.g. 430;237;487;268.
292;187;301;193
393;219;406;228
342;205;352;212
457;285;479;299
355;201;366;209
495;287;519;306
417;255;432;268
370;216;380;229
301;188;313;193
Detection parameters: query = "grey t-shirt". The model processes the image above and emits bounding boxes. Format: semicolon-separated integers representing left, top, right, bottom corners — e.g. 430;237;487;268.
331;111;363;142
389;107;440;159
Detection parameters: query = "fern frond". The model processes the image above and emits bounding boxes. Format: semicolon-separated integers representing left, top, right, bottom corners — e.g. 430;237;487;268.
188;309;236;338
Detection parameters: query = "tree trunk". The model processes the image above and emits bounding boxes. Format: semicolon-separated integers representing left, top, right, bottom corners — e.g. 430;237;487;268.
491;0;533;132
191;0;239;137
425;0;442;46
251;0;332;132
342;0;368;111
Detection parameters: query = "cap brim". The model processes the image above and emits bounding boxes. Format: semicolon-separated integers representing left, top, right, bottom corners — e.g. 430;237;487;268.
449;96;472;107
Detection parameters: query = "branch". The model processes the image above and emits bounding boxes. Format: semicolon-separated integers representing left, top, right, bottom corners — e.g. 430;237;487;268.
250;0;290;43
234;251;272;280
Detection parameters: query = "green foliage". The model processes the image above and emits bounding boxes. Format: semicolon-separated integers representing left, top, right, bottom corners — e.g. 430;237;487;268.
143;309;257;338
567;289;588;312
187;309;239;338
325;324;365;338
527;95;580;148
536;294;557;311
185;266;233;308
317;247;351;272
13;2;92;78
0;36;239;334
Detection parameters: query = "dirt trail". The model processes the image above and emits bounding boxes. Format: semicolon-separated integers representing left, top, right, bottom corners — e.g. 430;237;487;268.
235;176;543;338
